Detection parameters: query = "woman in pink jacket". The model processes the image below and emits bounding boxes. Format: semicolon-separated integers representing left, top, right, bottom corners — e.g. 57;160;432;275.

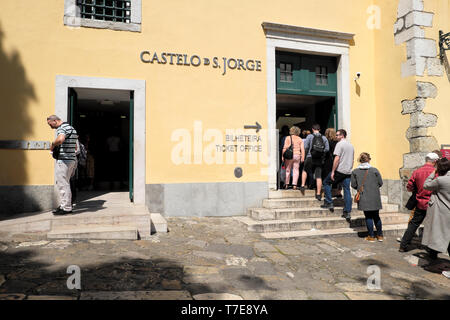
282;126;305;189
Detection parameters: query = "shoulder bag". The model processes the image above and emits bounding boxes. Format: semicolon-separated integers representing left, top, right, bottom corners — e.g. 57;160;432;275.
354;169;369;203
283;135;294;160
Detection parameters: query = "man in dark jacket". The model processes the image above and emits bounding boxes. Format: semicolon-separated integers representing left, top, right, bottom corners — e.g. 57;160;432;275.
399;152;439;252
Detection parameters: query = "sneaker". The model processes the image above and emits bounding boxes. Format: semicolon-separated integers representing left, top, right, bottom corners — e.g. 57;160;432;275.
299;186;305;192
365;236;376;242
320;202;334;212
52;207;72;216
315;194;322;201
399;246;408;252
52;206;62;214
442;271;450;279
376;235;384;242
396;237;402;243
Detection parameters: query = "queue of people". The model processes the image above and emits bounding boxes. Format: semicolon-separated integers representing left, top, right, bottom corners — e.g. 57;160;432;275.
398;152;450;262
280;125;449;263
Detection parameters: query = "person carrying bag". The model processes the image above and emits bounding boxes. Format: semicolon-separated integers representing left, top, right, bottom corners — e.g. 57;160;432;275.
351;152;384;242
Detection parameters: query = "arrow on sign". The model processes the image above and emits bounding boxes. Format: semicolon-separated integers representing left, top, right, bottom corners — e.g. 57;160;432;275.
244;122;262;133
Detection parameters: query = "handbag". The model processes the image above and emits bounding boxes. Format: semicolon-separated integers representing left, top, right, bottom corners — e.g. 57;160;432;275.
283;135;294;160
52;145;60;160
354;169;369;203
405;192;417;210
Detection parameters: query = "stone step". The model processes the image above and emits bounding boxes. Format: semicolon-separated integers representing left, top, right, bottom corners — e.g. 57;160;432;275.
51;212;151;239
262;197;398;211
268;190;389;203
263;197;344;208
235;213;409;233
260;223;413;240
47;225;138;240
269;189;316;198
248;204;400;220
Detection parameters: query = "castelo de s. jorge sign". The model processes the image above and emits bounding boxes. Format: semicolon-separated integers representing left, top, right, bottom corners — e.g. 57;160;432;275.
140;51;262;76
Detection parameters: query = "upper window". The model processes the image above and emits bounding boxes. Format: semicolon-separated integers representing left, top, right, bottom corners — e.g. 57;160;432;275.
315;66;328;86
78;0;131;23
280;63;293;82
64;0;141;32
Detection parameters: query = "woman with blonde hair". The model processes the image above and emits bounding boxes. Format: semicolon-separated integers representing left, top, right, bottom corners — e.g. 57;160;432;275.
282;126;305;189
351;152;384;242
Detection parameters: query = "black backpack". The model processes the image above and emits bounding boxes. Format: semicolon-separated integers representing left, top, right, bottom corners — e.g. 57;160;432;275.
310;134;325;159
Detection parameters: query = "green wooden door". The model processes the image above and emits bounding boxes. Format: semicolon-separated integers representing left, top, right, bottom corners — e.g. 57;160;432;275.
68;88;77;126
129;91;134;202
276;52;338;129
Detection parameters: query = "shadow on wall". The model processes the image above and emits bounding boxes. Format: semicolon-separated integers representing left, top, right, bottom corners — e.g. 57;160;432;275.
0;22;44;217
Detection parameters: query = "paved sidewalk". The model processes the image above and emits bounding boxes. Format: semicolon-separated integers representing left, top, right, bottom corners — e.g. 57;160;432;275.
0;217;449;300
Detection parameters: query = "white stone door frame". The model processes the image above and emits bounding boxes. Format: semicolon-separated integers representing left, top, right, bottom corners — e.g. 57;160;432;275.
55;75;146;205
262;22;354;190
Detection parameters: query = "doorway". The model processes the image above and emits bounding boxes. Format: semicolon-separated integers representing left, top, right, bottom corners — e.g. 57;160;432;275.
68;87;134;202
276;51;338;189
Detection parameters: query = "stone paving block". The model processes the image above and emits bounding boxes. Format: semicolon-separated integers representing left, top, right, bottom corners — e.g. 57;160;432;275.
162;279;182;290
193;293;243;300
183;274;225;284
254;242;278;252
15;240;49;248
183;266;220;275
0;293;26;300
274;244;301;255
335;282;374;292
187;239;208;248
27;295;76;300
248;261;278;276
293;275;337;293
192;250;226;261
351;249;376;258
404;255;420;266
308;292;348;300
205;244;254;259
316;243;340;254
263;252;290;265
239;289;308;300
345;292;402;300
43;240;72;250
311;270;335;283
80;290;192;300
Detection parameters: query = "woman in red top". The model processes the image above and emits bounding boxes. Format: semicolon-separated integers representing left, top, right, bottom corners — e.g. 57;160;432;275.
282;126;305;189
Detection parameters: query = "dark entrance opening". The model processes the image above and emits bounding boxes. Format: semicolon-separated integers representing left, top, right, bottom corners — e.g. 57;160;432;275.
276;51;338;189
68;88;132;195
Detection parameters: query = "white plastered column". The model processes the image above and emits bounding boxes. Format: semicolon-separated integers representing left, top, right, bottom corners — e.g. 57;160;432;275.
262;23;354;190
55;75;146;205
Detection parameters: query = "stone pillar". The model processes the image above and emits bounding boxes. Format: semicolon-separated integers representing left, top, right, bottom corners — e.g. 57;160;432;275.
395;0;444;210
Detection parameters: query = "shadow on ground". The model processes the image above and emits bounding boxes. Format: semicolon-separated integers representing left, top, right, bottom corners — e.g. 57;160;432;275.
0;244;276;299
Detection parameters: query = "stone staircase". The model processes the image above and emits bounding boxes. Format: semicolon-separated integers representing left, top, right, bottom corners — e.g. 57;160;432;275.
235;189;410;239
0;192;167;240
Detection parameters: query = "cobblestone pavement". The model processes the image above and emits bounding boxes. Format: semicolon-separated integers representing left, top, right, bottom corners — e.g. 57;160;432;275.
0;217;449;300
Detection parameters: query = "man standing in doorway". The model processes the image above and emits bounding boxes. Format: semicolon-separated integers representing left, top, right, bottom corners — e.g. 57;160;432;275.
47;115;78;215
321;129;354;221
399;152;439;252
300;124;329;201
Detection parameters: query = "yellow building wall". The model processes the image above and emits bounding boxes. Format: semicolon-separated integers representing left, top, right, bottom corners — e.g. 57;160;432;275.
374;0;416;180
0;0;384;186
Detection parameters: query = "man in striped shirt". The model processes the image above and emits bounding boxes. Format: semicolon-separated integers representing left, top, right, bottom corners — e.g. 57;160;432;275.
47;115;78;215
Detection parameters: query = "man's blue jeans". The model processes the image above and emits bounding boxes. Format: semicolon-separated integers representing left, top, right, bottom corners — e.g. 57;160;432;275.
323;171;352;214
